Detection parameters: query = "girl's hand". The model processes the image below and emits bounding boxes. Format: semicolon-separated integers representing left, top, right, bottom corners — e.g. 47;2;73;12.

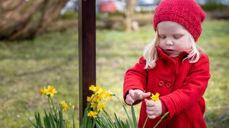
145;99;162;119
125;89;151;105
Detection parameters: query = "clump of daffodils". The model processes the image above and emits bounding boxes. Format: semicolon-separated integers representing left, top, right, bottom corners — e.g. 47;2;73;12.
32;85;76;128
39;85;73;112
81;85;141;128
86;85;113;118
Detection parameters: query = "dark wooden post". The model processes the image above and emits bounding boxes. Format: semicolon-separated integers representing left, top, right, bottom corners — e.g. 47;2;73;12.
78;0;96;125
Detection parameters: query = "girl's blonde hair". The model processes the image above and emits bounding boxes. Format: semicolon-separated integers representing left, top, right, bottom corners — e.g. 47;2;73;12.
143;32;200;69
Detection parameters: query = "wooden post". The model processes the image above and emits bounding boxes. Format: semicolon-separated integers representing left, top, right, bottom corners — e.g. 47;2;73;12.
78;0;96;125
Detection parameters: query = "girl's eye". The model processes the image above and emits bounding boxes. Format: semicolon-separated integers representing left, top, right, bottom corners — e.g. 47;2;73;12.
159;35;166;39
173;34;183;39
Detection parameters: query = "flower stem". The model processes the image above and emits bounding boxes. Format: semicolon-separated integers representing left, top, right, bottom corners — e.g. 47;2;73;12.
143;116;148;128
153;112;169;128
48;96;55;109
72;109;75;128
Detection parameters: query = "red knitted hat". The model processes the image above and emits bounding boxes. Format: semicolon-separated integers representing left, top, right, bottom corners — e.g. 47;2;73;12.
153;0;206;41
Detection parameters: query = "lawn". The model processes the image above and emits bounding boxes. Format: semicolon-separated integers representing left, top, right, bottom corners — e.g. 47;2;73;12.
0;19;228;128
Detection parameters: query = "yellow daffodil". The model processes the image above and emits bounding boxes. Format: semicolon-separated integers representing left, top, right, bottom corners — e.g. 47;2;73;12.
60;100;69;112
40;87;47;95
87;95;94;102
151;92;160;102
89;85;101;92
39;85;57;96
97;103;105;111
88;111;97;118
46;85;57;97
90;102;97;109
106;90;113;98
87;85;113;118
103;90;112;98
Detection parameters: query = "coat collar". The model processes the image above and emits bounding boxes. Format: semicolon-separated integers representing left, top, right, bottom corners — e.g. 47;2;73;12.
156;47;190;63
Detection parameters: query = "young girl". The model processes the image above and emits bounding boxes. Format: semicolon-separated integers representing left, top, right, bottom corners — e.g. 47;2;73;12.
123;0;210;128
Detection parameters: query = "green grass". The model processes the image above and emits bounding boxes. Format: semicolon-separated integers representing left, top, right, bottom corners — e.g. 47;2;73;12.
0;19;228;128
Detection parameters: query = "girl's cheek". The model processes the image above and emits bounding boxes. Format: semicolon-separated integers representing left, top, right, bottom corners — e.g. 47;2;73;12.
158;41;163;47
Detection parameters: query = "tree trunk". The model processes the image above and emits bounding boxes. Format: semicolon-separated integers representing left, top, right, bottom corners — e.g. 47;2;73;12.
124;0;136;31
0;0;68;40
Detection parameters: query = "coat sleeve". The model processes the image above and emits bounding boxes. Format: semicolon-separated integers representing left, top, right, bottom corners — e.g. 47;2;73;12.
160;54;211;118
123;57;147;101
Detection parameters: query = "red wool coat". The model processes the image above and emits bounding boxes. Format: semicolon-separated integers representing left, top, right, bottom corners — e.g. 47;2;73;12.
123;48;210;128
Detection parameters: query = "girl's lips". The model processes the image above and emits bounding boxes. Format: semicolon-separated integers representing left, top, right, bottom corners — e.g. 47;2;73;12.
165;49;175;53
164;49;179;57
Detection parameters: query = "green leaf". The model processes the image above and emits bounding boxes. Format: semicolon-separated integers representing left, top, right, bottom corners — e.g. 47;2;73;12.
58;110;65;128
80;104;95;128
32;112;43;128
114;113;122;128
44;110;53;128
102;110;115;127
123;104;134;128
131;105;138;128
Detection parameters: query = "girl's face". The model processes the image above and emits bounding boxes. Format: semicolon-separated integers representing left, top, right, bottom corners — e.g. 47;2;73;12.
157;21;193;58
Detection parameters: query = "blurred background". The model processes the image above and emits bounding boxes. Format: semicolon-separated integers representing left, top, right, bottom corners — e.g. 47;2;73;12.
0;0;228;127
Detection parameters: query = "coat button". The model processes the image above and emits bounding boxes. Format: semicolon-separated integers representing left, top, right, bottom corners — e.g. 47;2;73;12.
166;82;171;88
158;81;164;86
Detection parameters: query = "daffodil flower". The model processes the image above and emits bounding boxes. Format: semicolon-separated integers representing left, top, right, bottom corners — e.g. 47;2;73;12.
88;111;98;118
39;85;57;97
86;85;113;119
40;87;47;95
151;92;160;102
60;100;69;112
97;103;105;111
46;85;57;97
89;85;102;92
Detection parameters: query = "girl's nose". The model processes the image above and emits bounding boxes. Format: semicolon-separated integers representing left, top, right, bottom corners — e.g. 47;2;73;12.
165;39;173;46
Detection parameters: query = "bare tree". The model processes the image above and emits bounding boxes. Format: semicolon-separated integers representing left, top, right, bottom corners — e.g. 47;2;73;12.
0;0;67;40
124;0;136;31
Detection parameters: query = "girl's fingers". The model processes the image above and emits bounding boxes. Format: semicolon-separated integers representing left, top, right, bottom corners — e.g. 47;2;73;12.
130;90;143;100
125;94;134;105
146;106;154;111
146;110;154;115
142;92;151;98
129;90;152;101
129;89;135;97
148;115;157;119
146;109;158;119
145;99;155;107
145;100;162;119
136;91;151;99
135;91;143;99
